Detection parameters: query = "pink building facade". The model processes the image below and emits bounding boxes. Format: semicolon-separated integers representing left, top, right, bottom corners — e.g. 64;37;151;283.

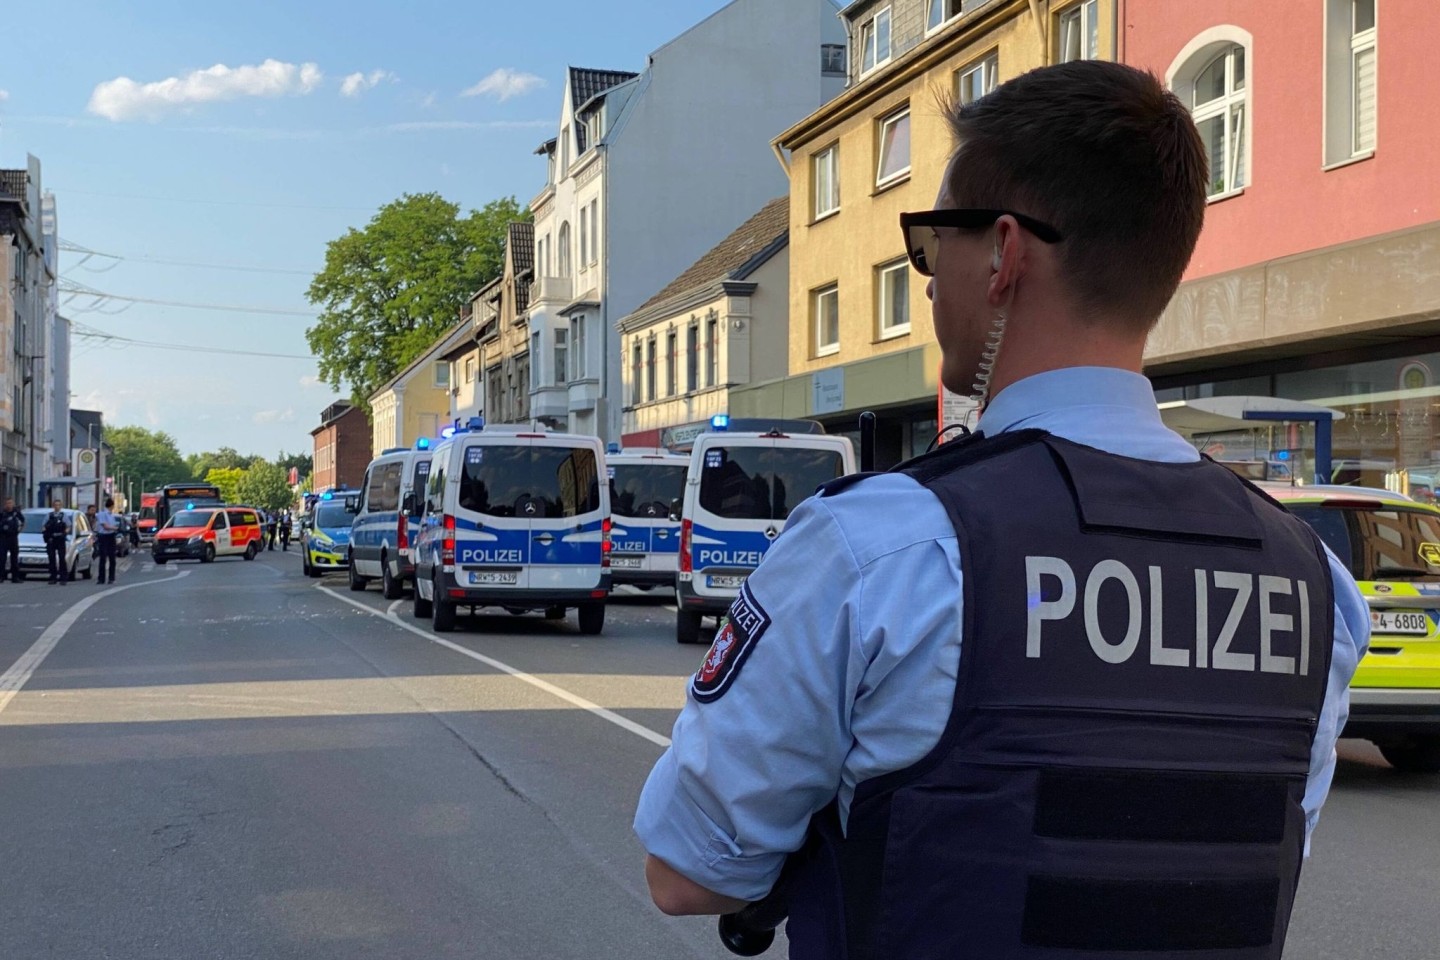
1127;0;1440;491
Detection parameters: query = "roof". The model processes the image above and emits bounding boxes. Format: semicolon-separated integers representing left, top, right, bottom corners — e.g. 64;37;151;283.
369;317;473;401
569;67;638;111
1262;484;1422;505
508;221;534;275
634;197;789;315
0;170;27;205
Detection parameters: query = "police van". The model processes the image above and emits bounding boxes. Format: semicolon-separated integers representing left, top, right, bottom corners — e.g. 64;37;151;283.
607;447;690;590
347;439;434;598
412;418;611;635
675;417;854;643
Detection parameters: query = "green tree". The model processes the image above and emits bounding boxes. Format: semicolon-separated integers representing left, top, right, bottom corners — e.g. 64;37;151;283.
275;451;313;480
204;467;245;504
305;193;526;405
188;446;258;480
106;426;191;492
236;462;295;513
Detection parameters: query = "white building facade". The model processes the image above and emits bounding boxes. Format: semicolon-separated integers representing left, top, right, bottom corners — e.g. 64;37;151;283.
527;0;847;442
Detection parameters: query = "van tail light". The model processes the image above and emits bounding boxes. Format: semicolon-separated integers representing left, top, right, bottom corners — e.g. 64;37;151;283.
679;519;693;573
601;517;612;568
397;512;409;551
442;513;456;564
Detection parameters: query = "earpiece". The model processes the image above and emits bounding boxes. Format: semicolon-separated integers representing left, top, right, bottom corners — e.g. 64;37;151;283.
991;250;1003;272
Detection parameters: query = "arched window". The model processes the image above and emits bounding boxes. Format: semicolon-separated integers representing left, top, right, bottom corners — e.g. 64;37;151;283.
1168;28;1252;200
558;221;572;277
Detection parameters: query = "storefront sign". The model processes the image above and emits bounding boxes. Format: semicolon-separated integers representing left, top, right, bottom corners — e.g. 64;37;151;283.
812;368;845;415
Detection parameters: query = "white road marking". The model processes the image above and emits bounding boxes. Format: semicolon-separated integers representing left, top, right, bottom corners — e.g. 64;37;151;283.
315;585;671;748
662;605;677;613
0;570;189;716
386;599;404;617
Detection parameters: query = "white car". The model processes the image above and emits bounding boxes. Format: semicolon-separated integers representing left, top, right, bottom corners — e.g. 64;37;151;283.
16;509;95;580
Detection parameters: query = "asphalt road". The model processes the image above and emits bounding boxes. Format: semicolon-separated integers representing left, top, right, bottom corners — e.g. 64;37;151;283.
0;548;1434;958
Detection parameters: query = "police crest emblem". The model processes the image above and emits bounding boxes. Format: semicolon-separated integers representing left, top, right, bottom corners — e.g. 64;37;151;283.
690;583;771;703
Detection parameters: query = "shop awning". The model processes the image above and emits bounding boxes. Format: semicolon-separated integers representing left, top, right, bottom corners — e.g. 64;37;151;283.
1157;396;1344;437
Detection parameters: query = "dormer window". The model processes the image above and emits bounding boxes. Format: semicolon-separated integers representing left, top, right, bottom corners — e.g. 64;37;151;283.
859;7;892;76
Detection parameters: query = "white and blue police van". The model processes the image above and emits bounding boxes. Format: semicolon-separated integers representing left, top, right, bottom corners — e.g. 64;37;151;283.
346;439;435;599
412;418;611;635
675;416;855;644
606;446;690;591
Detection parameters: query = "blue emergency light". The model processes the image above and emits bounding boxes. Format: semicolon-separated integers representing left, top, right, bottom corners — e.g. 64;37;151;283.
710;414;730;431
606;442;620;455
467;415;485;431
416;437;431;450
321;492;334;500
1276;450;1291;461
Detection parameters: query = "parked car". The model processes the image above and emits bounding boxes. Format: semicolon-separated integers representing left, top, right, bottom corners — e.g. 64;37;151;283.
16;508;95;580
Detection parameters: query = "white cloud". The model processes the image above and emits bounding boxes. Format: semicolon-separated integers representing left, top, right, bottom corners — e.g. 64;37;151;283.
340;69;394;98
0;90;9;102
461;68;545;102
420;91;438;109
87;59;325;121
298;374;323;389
253;408;296;424
382;119;550;134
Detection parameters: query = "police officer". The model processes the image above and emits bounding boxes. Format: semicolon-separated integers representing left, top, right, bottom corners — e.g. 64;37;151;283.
0;497;23;583
43;500;71;585
634;61;1371;959
279;511;293;551
94;497;120;585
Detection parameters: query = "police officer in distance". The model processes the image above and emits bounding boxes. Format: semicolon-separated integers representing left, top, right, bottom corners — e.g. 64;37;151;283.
43;500;71;586
634;60;1371;959
0;497;24;583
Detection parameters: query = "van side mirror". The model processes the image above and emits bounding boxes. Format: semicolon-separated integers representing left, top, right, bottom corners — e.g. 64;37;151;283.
344;495;360;514
669;498;683;522
402;492;420;518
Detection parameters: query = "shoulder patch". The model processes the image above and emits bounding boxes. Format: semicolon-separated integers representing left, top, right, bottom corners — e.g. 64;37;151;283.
818;472;884;498
690;583;772;703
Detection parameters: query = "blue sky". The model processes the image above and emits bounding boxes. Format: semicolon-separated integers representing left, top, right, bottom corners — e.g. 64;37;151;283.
0;0;734;457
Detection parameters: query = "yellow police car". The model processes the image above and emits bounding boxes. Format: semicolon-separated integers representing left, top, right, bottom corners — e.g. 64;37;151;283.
300;493;354;579
1268;484;1440;772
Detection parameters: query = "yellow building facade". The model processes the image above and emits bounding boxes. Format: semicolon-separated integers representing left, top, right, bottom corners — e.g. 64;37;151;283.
731;0;1116;465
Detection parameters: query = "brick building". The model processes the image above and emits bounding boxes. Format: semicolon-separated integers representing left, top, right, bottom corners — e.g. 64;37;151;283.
310;401;371;492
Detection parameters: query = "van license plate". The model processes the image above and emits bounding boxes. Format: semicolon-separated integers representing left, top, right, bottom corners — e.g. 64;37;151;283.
707;575;747;589
1371;610;1429;635
469;570;519;586
610;556;642;569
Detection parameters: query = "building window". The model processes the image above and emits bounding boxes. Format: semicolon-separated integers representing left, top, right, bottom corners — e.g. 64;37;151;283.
631;342;643;405
554;329;568;385
464;356;476;383
686;324;699;393
707;316;719;387
958;53;998;104
434;361;450;389
579;206;589;270
813;144;840;219
877;260;910;339
859;7;893;76
588;200;598;266
876;107;911;187
570;315;587;380
1189;45;1248;198
1325;0;1377;164
666;329;678;397
814;284;840;357
646;337;657;402
927;0;963;33
821;44;847;77
1058;1;1100;63
558;222;572;276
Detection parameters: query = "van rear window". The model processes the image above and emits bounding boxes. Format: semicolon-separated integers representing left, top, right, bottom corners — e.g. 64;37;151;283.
611;465;687;519
698;446;844;520
459;444;602;518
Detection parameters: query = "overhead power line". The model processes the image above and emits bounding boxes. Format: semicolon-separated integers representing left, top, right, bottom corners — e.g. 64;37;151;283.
71;322;316;361
59;279;316;317
57;187;374;214
60;238;313;277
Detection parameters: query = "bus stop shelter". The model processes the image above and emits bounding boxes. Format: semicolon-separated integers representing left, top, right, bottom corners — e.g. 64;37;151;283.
1157;396;1344;484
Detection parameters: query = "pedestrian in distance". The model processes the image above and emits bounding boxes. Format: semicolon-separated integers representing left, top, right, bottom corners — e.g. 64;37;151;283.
43;501;71;585
94;497;120;586
279;511;292;551
0;496;24;583
635;60;1370;960
267;510;277;551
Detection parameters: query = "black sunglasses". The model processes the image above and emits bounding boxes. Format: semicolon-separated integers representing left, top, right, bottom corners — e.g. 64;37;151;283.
900;209;1063;277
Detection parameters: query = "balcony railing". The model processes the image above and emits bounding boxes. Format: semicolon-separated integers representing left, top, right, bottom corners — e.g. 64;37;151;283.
529;275;573;307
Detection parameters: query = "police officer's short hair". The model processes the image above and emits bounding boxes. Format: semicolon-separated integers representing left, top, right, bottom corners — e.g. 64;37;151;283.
944;60;1207;334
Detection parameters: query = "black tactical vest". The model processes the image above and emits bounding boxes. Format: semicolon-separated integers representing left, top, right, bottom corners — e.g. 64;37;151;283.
785;430;1333;960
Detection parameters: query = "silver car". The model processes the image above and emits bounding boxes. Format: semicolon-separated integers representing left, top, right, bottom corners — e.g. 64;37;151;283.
17;509;95;581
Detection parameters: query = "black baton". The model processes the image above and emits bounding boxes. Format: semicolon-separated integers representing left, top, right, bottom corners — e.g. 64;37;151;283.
859;411;876;473
718;886;790;956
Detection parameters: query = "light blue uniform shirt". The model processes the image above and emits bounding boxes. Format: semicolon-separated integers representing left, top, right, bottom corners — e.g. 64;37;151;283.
635;367;1371;902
